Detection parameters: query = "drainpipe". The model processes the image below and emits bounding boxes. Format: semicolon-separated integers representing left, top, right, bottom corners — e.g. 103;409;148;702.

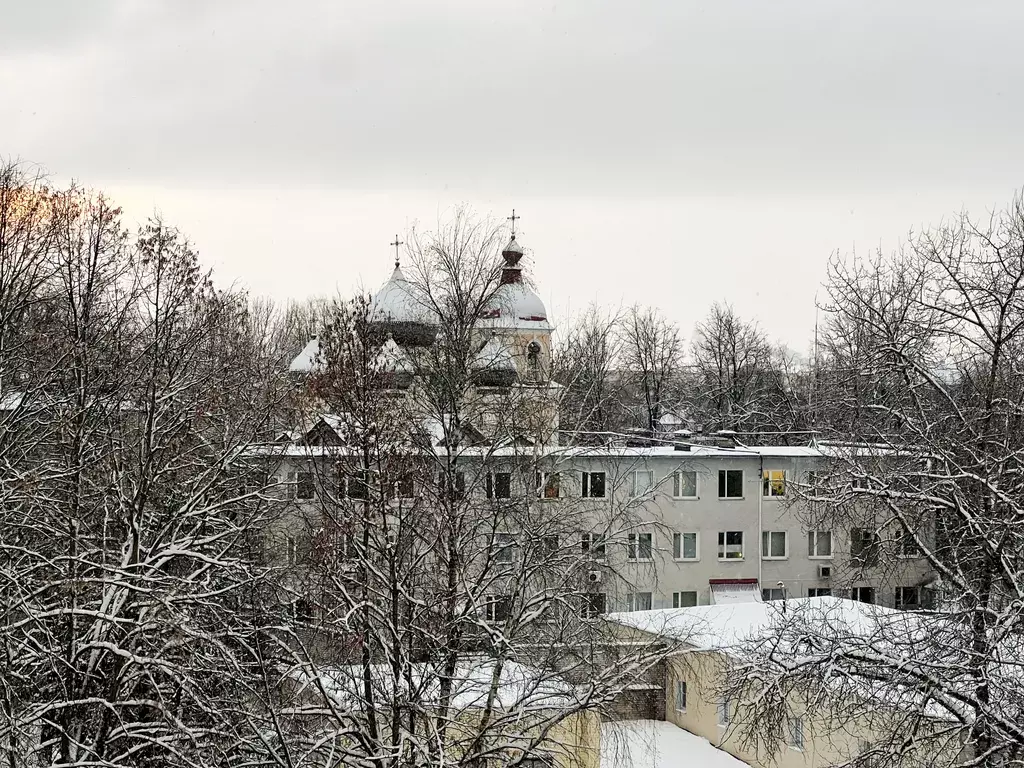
758;453;763;595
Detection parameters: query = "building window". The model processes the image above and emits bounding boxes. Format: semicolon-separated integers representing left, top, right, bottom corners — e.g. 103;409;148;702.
895;586;923;610
493;533;515;564
580;592;606;618
718;469;743;498
673;531;699;561
898;530;922;558
627;532;653;561
851;586;875;604
439;471;466;501
788;717;804;750
286;535;298;566
851;528;880;567
808;530;833;558
761;531;788;559
762;587;785;601
807;588;832;598
486;472;512;499
541;535;559;555
626;591;653;612
342;470;370;501
852;476;870;490
762;469;786;497
672;591;698;608
536;472;561;499
717;697;731;726
718;531;744;560
673;470;697;498
484;595;511;622
292;598;313;623
674;680;688;712
392;474;416;500
581;471;606;498
632;470;655;496
297;471;315;500
581;532;606;559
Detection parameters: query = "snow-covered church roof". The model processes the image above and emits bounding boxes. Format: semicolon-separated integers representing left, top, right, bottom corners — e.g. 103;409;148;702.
371;265;434;327
479;236;552;332
289;337;321;373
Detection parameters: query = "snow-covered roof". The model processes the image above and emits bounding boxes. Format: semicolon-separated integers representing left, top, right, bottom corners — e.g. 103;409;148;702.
480;282;552;331
473;334;517;371
379;336;414;373
252;441;827;459
371;265;435;326
601;720;748;768
293;657;577;712
289;337;321;373
604;597;905;654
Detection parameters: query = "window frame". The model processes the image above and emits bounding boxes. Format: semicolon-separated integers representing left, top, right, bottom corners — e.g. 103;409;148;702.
718;469;744;499
674;680;688;712
627;532;654;561
296;471;315;500
484;594;511;623
717;530;745;561
632;469;656;497
762;469;786;498
807;530;833;559
807;587;832;598
581;471;606;498
761;587;785;601
897;530;922;559
626;591;653;612
672;591;698;608
788;716;805;751
580;592;607;619
672;470;698;499
493;532;515;564
717;696;731;726
761;530;788;560
895;585;922;610
536;471;561;499
581;532;607;560
851;586;875;604
851;527;880;568
486;472;512;500
672;531;699;561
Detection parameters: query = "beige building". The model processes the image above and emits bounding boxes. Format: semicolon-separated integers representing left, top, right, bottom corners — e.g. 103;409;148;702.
603;598;966;768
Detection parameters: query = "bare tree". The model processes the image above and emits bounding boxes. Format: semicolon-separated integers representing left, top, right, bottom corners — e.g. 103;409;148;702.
732;194;1024;766
551;304;626;440
687;302;800;439
618;305;682;435
0;167;288;766
254;212;674;768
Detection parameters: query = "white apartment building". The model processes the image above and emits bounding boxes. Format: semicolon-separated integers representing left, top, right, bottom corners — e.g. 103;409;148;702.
278;230;934;616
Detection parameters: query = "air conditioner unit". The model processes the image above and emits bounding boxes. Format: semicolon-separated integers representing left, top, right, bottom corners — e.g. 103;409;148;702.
817;565;832;580
588;571;603;584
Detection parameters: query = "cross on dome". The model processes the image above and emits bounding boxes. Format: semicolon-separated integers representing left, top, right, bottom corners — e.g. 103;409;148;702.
507;209;520;238
390;234;404;269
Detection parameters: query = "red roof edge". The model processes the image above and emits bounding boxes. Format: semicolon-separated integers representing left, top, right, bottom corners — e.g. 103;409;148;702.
708;578;759;585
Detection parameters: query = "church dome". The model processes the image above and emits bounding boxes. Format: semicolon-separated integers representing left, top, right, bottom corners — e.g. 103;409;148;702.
481;283;550;329
369;265;438;346
479;235;552;331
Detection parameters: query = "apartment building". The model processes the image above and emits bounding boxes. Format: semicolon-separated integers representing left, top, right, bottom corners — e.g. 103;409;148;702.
278;230;934;616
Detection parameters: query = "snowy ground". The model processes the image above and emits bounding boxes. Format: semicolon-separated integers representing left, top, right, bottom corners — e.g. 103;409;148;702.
601;720;749;768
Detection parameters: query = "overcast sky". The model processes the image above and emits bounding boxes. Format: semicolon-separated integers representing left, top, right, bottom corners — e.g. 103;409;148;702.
5;0;1024;349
